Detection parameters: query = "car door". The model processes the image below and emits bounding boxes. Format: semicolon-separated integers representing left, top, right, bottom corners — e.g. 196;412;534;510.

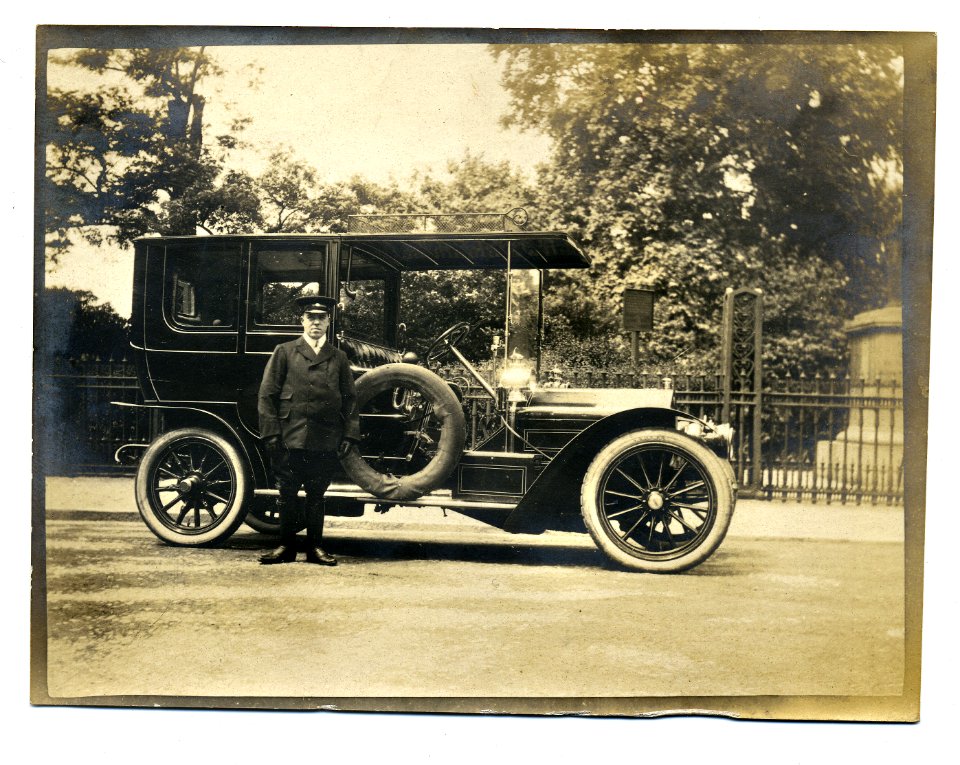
237;239;337;435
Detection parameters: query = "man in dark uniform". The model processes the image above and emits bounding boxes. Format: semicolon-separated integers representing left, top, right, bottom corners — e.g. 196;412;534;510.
257;294;360;566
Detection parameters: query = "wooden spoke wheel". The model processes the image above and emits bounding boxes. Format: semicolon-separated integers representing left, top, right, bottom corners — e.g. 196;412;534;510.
135;429;250;546
581;429;735;573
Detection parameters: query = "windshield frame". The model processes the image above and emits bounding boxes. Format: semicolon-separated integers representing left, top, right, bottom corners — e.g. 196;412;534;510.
503;242;545;380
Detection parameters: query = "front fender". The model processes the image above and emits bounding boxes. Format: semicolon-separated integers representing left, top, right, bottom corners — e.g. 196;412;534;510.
503;407;701;533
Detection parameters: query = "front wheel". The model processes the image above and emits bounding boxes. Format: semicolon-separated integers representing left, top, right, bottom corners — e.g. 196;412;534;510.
581;429;735;573
135;428;250;546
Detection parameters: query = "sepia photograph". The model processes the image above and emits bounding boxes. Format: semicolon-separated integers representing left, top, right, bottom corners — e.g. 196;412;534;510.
30;22;934;732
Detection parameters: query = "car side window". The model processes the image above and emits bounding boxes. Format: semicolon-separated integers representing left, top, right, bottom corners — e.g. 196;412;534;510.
339;248;389;344
252;246;328;328
165;244;240;329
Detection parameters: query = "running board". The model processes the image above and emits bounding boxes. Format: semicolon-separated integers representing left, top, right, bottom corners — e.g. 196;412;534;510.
253;486;518;511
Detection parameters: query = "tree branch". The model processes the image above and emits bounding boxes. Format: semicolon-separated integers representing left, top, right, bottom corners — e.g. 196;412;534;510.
53;161;103;196
186;47;205;95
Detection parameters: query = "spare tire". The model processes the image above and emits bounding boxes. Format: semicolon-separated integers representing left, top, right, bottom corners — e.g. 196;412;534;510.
340;363;467;502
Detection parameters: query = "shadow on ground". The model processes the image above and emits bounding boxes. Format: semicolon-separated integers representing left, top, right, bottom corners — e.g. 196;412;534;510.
212;531;763;575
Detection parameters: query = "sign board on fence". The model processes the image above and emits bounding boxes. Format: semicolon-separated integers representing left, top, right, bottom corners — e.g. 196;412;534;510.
622;287;655;332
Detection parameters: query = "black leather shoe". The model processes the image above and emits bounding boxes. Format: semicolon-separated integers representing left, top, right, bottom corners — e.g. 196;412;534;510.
305;546;337;566
259;545;297;564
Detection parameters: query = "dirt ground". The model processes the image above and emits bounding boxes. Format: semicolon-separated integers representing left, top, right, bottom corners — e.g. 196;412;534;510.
40;478;905;705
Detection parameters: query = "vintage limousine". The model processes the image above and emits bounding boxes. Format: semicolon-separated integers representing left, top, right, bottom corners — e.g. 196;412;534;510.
118;214;736;572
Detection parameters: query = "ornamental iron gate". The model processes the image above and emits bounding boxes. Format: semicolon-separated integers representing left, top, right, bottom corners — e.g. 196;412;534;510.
720;287;764;495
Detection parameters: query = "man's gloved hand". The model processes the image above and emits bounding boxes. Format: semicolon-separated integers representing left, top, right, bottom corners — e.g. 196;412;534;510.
263;436;283;456
337;438;357;459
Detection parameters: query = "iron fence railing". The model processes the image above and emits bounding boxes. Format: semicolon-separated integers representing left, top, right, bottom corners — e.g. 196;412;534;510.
41;358;904;504
347;209;529;234
41;355;151;476
759;374;903;505
454;368;903;505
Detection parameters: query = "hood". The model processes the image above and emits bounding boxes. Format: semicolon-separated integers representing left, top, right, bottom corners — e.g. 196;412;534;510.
522;387;675;417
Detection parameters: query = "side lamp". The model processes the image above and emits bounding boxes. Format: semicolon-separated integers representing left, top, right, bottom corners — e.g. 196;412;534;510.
500;350;534;402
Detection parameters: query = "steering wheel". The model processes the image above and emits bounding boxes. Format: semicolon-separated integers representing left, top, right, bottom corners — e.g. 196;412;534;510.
424;321;474;367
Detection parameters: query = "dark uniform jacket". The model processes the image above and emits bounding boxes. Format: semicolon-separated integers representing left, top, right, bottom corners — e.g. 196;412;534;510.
258;337;361;452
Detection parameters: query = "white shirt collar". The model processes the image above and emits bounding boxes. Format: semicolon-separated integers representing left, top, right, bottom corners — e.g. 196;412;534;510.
301;333;326;353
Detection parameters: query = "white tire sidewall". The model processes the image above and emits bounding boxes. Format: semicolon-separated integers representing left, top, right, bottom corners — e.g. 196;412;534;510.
135;428;250;546
580;429;735;573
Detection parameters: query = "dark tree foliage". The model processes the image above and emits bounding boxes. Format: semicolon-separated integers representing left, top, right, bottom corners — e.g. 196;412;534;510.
399;153;535;360
44;47;258;258
492;42;903;377
256;149;363;233
400;270;505;361
41;288;131;359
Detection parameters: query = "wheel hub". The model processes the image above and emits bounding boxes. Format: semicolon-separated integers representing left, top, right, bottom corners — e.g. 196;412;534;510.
647;491;665;510
177;474;203;495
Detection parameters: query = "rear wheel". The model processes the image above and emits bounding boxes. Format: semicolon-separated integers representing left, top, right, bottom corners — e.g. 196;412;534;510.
581;429;734;573
243;496;361;535
135;428;250;546
243;496;290;535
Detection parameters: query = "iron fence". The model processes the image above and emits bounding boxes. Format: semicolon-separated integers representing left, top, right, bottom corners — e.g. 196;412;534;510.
759;374;903;505
41;355;151;476
41;358;904;504
456;367;903;505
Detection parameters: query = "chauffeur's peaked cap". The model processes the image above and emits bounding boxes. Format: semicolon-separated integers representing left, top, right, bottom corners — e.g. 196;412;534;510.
295;294;337;313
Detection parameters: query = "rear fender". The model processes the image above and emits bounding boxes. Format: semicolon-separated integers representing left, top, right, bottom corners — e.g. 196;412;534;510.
503;407;690;533
111;402;268;488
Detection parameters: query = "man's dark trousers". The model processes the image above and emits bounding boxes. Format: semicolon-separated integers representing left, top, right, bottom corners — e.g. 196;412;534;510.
272;448;341;547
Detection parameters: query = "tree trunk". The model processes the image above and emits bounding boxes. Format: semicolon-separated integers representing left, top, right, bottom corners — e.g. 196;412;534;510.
189;94;205;152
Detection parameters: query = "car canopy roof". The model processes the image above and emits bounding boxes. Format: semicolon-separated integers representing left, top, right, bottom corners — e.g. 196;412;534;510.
343;232;590;271
136;231;591;272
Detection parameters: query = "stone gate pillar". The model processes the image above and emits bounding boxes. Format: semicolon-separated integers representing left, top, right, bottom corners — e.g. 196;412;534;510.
816;305;903;492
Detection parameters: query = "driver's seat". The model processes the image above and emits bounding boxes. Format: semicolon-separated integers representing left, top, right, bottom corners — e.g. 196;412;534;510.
339;333;403;372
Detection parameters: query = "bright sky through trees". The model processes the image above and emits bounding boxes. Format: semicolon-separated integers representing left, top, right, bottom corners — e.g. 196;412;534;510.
45;43;553;316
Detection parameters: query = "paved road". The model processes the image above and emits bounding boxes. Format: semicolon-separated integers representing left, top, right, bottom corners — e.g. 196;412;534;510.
39;478;905;704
